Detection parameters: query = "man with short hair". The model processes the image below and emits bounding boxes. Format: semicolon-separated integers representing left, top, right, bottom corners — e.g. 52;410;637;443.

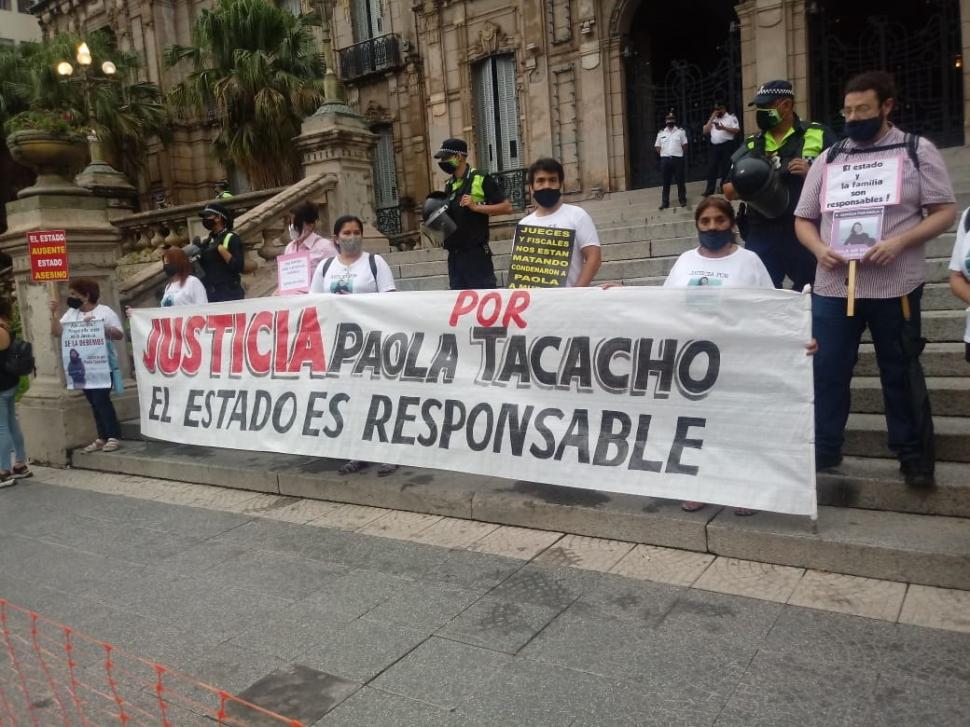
515;158;602;287
433;138;513;290
655;112;688;209
702;101;740;196
724;80;836;290
794;70;957;487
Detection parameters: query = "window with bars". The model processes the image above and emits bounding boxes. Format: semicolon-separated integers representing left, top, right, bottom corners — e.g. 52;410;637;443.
352;0;385;42
373;126;401;235
473;54;522;173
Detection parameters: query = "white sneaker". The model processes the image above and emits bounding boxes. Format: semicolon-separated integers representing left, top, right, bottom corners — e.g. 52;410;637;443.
102;438;121;452
82;439;105;453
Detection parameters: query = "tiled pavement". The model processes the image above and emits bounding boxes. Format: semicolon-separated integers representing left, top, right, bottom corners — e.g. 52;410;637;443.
1;467;968;725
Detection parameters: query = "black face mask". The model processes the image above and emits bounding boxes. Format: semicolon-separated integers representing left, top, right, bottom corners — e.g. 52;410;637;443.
716;111;725;118
666;121;675;128
533;188;562;209
844;115;884;143
66;296;83;309
202;218;216;231
756;108;782;131
698;229;733;251
163;263;177;277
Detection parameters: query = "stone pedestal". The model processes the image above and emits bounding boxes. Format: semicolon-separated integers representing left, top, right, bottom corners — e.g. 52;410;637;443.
75;136;139;222
296;99;390;253
0;190;138;466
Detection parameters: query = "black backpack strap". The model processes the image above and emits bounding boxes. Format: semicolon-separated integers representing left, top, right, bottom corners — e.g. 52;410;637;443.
905;133;921;170
368;253;379;282
319;257;335;280
825;139;849;164
962;207;970;234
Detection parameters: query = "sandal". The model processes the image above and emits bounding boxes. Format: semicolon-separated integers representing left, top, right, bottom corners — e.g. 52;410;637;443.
376;463;398;477
82;439;105;453
338;460;369;475
733;508;758;516
102;438;121;452
11;464;32;480
681;501;705;512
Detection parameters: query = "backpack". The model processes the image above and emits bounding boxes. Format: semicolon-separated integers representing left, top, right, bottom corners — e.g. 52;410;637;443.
318;253;381;289
2;334;35;377
825;132;921;168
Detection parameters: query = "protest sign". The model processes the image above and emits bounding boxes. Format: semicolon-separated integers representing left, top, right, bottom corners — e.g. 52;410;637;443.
822;155;903;212
830;208;884;261
27;230;69;283
277;251;313;295
130;287;816;516
61;319;111;390
508;224;576;288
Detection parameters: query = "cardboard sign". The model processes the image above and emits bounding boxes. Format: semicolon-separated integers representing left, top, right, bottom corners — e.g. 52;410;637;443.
822;155;903;212
27;230;69;282
830;208;884;261
508;224;576;288
277;251;313;295
61;319;111;390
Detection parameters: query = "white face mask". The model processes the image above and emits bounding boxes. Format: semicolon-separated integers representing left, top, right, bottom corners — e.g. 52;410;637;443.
339;235;364;256
288;224;300;241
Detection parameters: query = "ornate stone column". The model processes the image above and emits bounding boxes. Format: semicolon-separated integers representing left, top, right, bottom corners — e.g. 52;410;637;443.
0;176;138;465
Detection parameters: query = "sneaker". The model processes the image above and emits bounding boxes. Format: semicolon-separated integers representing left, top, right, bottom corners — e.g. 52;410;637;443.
10;464;32;480
82;439;105;453
338;460;369;475
377;463;399;477
900;460;935;488
0;474;15;489
102;438;121;452
658;204;669;210
815;452;843;471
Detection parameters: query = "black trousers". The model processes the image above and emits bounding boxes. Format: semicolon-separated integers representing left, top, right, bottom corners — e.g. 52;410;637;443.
84;388;120;440
447;245;497;290
704;142;734;195
206;281;245;302
660;157;686;206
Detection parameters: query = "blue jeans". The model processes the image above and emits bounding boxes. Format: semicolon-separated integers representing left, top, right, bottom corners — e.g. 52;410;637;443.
0;385;27;472
812;286;933;466
84;388;121;441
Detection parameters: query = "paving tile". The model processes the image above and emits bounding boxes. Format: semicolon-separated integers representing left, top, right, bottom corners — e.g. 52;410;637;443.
466;525;563;560
203;548;348;600
356;510;442;540
487;563;602;609
898;584;970;634
226;664;360;727
423;549;525;591
314;686;474;726
609;544;714;587
570;572;684;625
305;504;390;531
436;595;562;653
254;498;346;525
866;666;970;726
693;556;804;603
362;581;485;631
533;534;634;572
409;517;499;549
227;601;362;660
299;569;414;617
788;570;906;622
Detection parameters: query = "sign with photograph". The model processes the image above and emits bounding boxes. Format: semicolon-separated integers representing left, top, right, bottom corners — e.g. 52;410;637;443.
830;208;884;260
61;319;111;390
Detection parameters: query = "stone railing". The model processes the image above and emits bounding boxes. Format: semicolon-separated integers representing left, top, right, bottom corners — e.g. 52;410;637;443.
116;172;338;307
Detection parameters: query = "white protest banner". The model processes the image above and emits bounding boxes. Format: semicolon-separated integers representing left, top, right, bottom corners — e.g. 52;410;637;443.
62;319;111;390
130;288;816;516
822;155;903;212
277;251;313;295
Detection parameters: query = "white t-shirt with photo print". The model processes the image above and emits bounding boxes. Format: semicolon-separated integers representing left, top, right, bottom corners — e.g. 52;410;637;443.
309;253;396;295
663;246;774;289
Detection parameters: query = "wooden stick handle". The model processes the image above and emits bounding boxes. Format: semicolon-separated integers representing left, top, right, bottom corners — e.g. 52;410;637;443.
846;259;857;317
901;294;911;321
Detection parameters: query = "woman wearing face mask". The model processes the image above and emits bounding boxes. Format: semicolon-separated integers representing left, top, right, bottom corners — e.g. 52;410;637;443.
0;298;31;487
281;202;338;294
160;248;208;307
197;203;245;302
309;215;397;476
48;278;126;453
664;196;817;514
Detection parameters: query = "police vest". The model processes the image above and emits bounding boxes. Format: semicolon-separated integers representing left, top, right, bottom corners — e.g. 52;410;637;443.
444;168;491;250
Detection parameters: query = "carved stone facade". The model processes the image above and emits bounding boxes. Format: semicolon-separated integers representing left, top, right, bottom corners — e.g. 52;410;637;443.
33;0;970;227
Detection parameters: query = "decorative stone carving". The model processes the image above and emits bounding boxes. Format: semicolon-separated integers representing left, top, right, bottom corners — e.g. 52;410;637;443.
365;100;393;126
468;21;514;62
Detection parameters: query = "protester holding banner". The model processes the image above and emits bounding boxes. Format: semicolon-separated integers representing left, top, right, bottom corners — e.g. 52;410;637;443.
198;203;245;302
160;248;208;307
278;202;338;295
309;215;397;475
513;158;602;287
949;207;970;363
49;279;125;453
0;298;31;487
794;71;957;487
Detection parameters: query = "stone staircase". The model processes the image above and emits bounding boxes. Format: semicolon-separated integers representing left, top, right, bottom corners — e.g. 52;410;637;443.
75;159;970;590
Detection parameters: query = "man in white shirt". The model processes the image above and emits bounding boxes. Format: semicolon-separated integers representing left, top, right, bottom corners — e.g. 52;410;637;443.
702;101;740;196
654;112;689;209
516;158;602;287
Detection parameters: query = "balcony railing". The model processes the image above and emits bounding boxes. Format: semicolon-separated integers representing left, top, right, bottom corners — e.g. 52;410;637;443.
338;34;403;83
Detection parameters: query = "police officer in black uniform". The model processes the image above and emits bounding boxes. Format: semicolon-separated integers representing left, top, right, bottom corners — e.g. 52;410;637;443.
198;203;245;302
434;138;513;289
723;80;837;290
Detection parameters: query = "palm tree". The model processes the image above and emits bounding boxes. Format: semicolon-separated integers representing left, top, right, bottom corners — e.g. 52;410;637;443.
164;0;326;189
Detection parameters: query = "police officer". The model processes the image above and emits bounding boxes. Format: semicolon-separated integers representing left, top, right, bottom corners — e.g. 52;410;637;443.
215;180;233;199
723;80;836;289
198;203;245;302
434;138;513;289
654;112;689;209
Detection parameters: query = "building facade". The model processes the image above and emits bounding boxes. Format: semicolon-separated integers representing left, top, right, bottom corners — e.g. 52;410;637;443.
30;0;970;236
1;0;42;46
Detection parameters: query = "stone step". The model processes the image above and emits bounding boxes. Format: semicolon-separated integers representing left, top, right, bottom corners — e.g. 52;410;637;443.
851;376;970;416
858;309;966;344
71;440;970;589
857;342;967;377
844;413;970;462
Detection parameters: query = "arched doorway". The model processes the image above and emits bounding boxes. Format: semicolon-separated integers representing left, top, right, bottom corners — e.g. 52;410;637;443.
808;0;963;148
623;1;742;189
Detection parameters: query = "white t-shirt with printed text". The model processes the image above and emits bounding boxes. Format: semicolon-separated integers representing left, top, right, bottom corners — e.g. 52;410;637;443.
663;246;774;289
517;204;601;287
60;303;124;361
949;208;970;343
309;253;396;295
161;275;208;307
